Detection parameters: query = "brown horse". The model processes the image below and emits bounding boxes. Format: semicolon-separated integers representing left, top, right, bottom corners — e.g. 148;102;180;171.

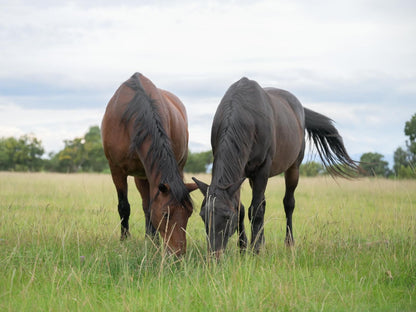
101;73;197;256
193;77;358;257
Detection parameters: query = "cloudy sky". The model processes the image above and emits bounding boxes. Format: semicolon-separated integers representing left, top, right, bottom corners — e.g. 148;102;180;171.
1;0;415;165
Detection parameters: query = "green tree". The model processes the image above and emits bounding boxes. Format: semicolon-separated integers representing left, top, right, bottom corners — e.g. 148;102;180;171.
393;147;409;176
404;113;416;142
299;161;324;176
393;113;416;178
396;164;416;179
359;152;391;177
0;134;44;171
0;137;17;170
49;126;108;173
184;150;213;173
404;113;416;164
57;137;85;173
80;126;108;172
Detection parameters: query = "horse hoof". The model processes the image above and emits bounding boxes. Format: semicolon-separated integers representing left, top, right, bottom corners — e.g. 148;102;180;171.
284;238;295;247
238;239;248;251
120;231;131;241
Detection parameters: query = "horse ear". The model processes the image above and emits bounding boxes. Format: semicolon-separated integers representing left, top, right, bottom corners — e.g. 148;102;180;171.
192;177;209;196
185;182;198;193
158;183;170;194
227;177;245;196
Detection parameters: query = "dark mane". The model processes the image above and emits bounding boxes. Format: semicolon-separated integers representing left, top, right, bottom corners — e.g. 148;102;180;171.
211;77;267;188
122;73;192;209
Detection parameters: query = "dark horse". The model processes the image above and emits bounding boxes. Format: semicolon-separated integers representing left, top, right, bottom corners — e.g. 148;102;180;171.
102;73;197;256
193;77;358;257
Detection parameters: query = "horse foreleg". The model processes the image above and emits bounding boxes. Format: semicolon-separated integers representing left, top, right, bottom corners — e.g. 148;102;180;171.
111;170;130;240
237;203;247;251
283;165;299;247
135;178;158;241
248;174;268;253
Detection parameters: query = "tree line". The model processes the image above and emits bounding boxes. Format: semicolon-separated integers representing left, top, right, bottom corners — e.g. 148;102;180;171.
0;126;108;173
358;113;416;178
299;113;416;178
0;113;415;178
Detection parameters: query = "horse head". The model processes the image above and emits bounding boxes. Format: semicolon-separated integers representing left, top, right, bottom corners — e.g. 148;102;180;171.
192;177;245;258
150;182;197;256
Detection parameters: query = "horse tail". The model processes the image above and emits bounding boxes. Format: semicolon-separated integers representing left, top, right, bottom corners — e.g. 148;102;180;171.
304;107;359;178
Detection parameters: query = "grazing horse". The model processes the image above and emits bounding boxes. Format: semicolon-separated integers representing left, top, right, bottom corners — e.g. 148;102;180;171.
193;77;358;257
101;72;197;256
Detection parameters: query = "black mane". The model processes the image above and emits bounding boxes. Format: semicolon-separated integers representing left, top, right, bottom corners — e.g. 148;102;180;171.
121;73;192;209
211;77;267;188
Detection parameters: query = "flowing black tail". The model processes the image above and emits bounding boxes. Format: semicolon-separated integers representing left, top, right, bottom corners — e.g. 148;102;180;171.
304;108;359;178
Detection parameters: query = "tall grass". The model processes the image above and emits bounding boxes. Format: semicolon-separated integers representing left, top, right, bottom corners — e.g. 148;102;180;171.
0;172;415;311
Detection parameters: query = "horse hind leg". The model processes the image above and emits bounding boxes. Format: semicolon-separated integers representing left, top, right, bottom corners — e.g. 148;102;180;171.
283;164;300;247
111;169;131;240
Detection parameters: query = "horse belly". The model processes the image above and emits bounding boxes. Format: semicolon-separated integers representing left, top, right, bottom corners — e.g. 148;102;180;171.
270;142;302;176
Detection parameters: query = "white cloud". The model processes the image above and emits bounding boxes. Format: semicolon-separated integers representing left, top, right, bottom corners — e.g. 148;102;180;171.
2;1;414;84
0;101;102;153
0;0;415;160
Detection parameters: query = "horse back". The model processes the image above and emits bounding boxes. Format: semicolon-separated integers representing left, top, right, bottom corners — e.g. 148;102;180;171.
138;77;189;165
101;74;189;177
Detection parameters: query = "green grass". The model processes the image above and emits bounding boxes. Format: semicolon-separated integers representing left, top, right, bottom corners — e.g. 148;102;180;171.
0;172;415;311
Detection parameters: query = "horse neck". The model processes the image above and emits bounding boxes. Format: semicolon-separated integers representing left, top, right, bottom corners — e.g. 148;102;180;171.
123;73;191;208
143;153;191;212
211;142;249;189
211;103;254;189
142;141;184;186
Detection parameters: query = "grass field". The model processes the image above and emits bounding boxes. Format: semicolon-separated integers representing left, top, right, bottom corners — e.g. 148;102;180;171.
0;172;415;311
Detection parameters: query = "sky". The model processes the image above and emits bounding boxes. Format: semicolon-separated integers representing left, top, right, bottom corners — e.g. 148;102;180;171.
0;0;415;166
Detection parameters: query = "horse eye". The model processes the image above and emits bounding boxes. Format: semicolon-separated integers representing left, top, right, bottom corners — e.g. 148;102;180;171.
225;211;234;220
163;211;170;220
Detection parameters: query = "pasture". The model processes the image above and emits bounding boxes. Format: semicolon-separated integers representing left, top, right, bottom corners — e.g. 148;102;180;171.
0;172;415;311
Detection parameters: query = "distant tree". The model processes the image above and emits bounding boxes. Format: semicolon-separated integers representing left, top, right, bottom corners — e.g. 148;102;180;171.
404;113;416;164
396;164;416;179
393;113;416;178
44;151;60;172
81;126;108;172
57;137;85;172
0;134;44;171
404;113;416;142
359;152;391;177
49;126;108;173
184;150;213;173
393;147;409;176
0;137;16;170
299;161;324;176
